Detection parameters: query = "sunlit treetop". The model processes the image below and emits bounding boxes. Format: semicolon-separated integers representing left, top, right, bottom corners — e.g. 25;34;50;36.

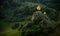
37;5;41;11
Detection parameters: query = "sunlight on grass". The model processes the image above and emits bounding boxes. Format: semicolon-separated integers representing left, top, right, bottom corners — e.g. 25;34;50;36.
0;29;19;36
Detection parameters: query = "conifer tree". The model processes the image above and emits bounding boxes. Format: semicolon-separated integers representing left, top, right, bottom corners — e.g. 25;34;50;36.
19;11;54;36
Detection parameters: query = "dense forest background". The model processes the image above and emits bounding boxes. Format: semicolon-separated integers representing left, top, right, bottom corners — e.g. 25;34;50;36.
0;0;60;36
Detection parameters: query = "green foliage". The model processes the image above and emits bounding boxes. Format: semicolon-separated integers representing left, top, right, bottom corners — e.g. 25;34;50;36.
18;11;55;36
0;0;60;36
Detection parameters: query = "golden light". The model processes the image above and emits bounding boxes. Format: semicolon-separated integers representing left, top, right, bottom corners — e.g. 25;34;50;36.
44;11;46;15
37;5;41;11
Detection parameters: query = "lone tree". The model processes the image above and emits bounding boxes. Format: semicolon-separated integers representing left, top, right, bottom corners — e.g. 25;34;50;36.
19;5;54;36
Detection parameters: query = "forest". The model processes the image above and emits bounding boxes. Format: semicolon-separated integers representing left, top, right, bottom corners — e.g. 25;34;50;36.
0;0;60;36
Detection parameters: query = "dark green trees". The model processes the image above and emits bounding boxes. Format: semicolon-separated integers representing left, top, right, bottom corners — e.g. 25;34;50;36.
20;11;54;36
